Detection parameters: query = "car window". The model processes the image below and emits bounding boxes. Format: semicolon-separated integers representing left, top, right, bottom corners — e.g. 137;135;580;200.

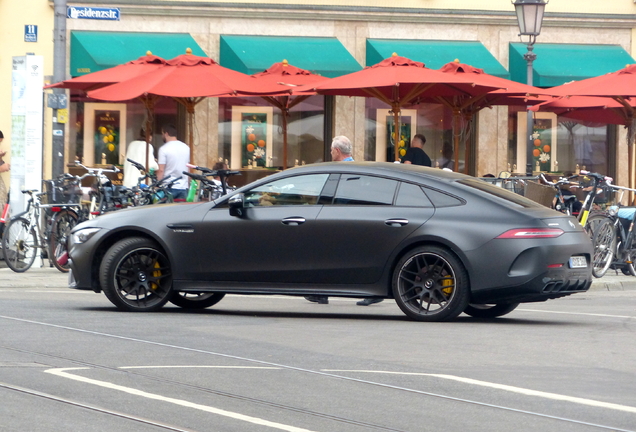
458;178;544;208
244;174;330;207
334;175;397;205
422;187;465;207
395;182;434;207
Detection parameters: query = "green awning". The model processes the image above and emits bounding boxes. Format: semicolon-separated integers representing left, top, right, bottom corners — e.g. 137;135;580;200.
70;31;208;76
220;35;362;78
509;43;636;87
366;39;509;78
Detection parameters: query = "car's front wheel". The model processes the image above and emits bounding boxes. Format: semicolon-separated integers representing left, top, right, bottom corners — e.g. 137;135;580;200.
463;303;520;318
99;237;173;312
169;292;226;309
392;246;469;322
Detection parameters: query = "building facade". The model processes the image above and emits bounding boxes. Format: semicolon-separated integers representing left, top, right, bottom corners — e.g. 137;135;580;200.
2;0;636;189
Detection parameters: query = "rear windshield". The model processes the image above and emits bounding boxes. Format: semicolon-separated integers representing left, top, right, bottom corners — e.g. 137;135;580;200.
458;178;545;208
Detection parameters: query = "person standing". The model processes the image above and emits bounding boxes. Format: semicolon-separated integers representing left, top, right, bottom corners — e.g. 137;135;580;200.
157;124;190;201
402;134;432;166
123;128;158;188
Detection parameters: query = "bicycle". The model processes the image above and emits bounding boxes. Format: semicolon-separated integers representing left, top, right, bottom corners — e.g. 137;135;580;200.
591;183;636;278
184;163;239;201
74;161;124;218
1;190;56;272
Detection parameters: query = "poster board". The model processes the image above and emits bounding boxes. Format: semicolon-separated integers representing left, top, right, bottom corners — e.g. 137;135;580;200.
517;111;558;172
231;106;274;169
83;103;127;166
375;109;417;162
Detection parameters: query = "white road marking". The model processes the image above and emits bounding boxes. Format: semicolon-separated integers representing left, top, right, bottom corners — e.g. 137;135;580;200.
324;370;636;414
45;368;316;432
120;365;280;370
517;309;635;319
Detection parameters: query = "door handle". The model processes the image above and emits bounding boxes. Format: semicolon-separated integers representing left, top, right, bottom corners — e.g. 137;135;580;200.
282;217;306;226
385;218;408;227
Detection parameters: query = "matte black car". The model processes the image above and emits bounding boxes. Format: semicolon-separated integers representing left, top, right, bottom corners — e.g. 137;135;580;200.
68;162;593;322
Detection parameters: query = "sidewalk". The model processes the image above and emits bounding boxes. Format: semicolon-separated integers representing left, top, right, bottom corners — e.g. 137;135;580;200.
1;264;636;291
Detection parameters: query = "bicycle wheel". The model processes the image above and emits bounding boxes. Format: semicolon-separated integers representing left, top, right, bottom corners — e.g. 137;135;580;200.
623;236;636;277
1;217;38;272
592;219;617;278
583;212;608;239
48;209;79;272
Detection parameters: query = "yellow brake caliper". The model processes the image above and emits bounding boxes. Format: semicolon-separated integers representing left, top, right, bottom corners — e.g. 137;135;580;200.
151;261;161;291
441;276;454;296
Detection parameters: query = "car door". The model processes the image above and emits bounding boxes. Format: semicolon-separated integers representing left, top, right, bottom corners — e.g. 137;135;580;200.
309;175;436;284
193;173;331;284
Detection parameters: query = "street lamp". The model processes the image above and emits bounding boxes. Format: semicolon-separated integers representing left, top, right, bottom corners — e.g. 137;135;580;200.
513;0;547;176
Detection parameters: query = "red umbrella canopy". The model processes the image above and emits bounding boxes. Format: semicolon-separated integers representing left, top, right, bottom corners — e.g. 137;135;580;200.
45;54;168;91
530;95;636;125
436;61;545;108
549;64;636;98
243;59;328;95
299;55;504;104
87;54;257;101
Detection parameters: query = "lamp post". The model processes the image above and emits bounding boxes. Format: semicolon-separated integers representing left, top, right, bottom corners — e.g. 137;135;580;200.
513;0;547;176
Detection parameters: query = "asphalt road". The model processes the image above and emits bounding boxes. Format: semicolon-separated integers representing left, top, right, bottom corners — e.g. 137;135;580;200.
1;267;635;432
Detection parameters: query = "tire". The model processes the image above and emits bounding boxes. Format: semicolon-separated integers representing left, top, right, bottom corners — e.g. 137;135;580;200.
392;246;470;322
584;212;608;239
48;210;79;273
463;303;520;318
592;219;617;278
99;237;173;312
1;217;38;273
169;292;226;309
624;238;636;277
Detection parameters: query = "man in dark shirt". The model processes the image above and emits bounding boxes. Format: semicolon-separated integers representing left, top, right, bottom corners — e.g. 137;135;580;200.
402;134;432;166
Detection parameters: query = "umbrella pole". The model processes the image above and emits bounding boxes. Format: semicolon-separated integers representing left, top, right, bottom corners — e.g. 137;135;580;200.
141;96;156;179
283;108;289;170
393;106;401;162
630;119;635;204
453;110;460;173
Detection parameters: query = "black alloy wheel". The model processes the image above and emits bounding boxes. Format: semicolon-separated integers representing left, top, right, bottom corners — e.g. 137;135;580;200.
99;237;173;311
169;292;226;309
392;246;469;322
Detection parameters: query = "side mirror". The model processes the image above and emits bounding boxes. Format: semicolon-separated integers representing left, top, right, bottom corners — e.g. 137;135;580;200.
229;193;245;217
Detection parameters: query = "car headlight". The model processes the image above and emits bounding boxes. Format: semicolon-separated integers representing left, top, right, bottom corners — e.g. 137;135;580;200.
72;227;102;244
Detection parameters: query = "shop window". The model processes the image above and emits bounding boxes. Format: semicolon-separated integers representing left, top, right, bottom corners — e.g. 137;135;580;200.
508;106;612;176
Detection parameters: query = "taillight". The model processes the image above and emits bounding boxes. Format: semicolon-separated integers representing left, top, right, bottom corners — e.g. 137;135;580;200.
51;206;62;212
497;228;564;239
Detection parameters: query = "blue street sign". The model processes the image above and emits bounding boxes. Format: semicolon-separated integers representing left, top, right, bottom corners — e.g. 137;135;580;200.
25;25;37;42
66;6;120;21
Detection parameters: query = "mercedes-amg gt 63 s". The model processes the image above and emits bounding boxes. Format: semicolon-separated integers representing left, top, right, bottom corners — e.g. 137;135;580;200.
68;163;593;322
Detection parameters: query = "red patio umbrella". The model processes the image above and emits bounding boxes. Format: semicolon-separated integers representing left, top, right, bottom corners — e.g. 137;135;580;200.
298;54;505;163
87;53;260;166
430;61;545;172
545;65;636;193
246;60;328;169
45;53;168;92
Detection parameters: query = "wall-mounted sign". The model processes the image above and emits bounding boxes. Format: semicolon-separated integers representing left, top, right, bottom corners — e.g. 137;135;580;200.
24;25;37;42
66;6;120;21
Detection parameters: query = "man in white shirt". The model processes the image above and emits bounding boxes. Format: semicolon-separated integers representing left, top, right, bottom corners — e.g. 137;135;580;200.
157;124;190;201
123;128;158;188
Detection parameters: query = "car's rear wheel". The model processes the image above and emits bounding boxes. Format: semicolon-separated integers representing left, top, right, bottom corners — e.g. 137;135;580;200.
169;292;225;309
392;246;469;322
592;219;616;278
99;237;173;312
463;303;520;318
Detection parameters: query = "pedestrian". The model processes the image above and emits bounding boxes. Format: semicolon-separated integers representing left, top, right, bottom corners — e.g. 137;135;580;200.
304;135;383;307
157;124;190;201
0;130;10;238
123;128;158;188
402;133;432;166
436;141;454;169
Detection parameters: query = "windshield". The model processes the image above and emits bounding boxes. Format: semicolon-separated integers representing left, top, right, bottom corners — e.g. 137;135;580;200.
458;178;545;208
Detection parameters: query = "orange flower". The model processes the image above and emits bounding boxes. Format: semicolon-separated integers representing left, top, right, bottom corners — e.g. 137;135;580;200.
258;139;266;147
543;145;551;153
248;133;256;142
246;144;255;152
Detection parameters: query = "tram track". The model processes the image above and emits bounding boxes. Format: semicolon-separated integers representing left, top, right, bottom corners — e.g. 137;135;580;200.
1;314;635;432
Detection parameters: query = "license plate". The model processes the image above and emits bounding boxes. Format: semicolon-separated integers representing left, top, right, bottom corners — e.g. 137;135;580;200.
569;256;587;268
